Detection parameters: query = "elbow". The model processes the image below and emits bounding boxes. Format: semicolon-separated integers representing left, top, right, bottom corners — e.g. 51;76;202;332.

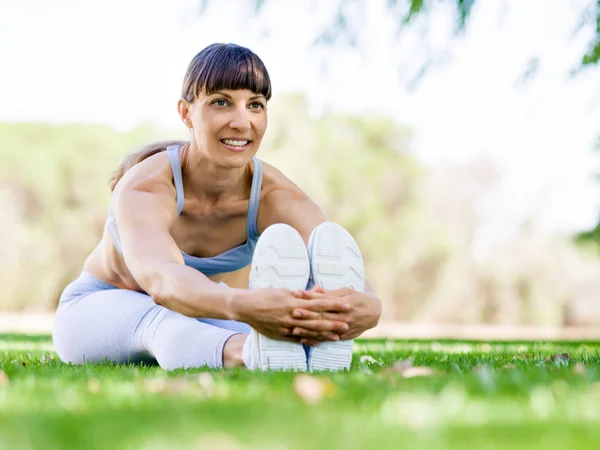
151;291;166;307
135;270;169;306
148;280;170;307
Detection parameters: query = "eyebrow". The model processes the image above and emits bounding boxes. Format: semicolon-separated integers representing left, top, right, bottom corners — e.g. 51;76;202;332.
211;91;265;101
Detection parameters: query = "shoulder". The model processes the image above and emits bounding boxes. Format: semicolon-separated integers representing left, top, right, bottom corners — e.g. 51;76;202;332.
112;150;178;218
114;150;175;196
257;160;326;242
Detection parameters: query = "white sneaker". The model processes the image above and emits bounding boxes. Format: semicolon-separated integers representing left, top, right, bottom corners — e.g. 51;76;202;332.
246;223;310;371
306;222;365;372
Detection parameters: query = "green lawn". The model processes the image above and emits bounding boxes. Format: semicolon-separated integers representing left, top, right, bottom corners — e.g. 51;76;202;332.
2;335;600;450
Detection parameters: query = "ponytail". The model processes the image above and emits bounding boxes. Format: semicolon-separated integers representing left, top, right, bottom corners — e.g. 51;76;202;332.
109;140;188;191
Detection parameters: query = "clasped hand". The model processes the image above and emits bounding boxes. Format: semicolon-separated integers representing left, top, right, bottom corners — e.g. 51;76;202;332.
238;286;381;346
291;286;381;345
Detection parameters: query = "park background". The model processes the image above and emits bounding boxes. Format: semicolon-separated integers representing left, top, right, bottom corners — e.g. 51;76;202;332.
1;0;600;333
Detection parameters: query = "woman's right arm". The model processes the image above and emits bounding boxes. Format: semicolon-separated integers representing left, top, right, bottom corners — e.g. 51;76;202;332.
112;157;350;341
113;160;240;320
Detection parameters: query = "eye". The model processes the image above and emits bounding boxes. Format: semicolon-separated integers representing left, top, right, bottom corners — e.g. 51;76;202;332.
250;102;265;110
212;99;228;107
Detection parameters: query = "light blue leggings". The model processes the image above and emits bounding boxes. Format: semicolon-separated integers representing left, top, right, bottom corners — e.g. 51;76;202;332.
52;272;251;370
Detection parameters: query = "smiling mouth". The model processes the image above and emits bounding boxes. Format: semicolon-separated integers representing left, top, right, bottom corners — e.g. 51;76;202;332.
221;139;251;148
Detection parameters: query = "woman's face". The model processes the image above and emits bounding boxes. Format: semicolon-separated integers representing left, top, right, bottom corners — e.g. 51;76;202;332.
178;88;268;166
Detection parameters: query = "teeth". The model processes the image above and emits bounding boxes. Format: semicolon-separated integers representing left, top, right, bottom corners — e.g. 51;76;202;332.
223;139;249;147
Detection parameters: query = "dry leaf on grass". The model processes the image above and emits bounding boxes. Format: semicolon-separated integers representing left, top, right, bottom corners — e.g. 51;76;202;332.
293;375;336;405
87;378;100;393
0;371;9;386
502;364;516;369
197;373;215;393
380;358;436;378
574;362;586;375
359;355;381;365
401;367;434;378
380;357;414;375
143;377;167;393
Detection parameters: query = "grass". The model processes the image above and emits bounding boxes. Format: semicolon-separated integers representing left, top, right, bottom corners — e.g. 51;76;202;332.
2;336;600;449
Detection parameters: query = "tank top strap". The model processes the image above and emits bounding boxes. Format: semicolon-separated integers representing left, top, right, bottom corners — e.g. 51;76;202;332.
246;157;263;238
166;145;184;215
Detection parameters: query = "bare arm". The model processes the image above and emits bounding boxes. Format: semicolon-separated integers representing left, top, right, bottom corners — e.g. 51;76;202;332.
260;186;382;342
112;157;241;319
260;186;380;298
258;187;326;244
112;158;350;341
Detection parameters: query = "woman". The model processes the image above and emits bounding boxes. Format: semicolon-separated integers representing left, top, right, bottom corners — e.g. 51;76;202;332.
52;43;382;371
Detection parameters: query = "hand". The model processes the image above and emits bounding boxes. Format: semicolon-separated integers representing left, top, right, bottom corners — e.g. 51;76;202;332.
232;288;351;343
291;286;382;345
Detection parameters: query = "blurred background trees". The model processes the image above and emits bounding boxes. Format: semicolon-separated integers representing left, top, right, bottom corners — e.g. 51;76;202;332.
1;0;599;327
3;93;600;327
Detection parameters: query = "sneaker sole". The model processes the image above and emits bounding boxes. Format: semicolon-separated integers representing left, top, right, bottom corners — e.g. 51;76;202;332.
249;223;309;371
307;222;365;372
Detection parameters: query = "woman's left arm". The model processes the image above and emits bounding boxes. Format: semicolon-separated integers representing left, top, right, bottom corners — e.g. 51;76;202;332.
292;283;382;342
259;183;382;342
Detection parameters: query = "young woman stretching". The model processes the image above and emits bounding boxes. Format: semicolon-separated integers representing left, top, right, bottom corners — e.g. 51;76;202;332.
53;43;382;371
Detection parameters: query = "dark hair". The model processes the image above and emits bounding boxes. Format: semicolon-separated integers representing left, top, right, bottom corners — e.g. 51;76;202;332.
110;43;271;191
181;43;272;102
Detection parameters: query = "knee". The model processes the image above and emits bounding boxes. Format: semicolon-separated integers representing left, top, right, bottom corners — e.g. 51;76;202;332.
150;316;225;371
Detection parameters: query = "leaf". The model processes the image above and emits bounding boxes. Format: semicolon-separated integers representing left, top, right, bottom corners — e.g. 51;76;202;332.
293;375;336;405
359;355;382;365
381;358;436;378
381;357;414;375
197;373;216;394
574;362;586;375
401;367;434;378
143;377;168;394
87;378;100;393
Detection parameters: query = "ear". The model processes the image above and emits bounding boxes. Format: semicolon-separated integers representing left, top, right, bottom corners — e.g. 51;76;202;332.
177;99;193;129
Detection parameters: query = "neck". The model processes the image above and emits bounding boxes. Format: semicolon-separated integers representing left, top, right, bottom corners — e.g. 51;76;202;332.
181;143;252;203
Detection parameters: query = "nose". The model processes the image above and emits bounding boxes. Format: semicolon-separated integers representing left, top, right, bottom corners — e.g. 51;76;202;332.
229;106;250;132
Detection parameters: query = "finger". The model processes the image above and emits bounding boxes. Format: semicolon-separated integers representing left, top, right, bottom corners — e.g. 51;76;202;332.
292;309;348;322
294;287;350;298
303;298;350;313
325;287;354;296
289;319;349;333
291;309;321;320
293;290;321;299
292;328;340;341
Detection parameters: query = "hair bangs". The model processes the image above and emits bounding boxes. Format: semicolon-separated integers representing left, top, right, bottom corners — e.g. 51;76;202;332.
182;43;272;102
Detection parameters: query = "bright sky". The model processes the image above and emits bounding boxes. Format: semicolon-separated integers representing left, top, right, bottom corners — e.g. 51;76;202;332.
1;0;599;252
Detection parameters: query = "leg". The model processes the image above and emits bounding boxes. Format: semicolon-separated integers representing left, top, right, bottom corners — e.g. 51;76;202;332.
245;223;311;371
53;273;240;370
306;222;365;372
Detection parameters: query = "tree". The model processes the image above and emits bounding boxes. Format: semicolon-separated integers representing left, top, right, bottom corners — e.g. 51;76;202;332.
310;0;599;67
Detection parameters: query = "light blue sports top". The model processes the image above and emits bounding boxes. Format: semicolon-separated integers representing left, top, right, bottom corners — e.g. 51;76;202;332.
106;145;263;276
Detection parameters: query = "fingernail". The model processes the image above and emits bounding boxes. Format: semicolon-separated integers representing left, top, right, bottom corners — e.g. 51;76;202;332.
342;303;350;311
292;311;301;318
331;335;339;341
293;329;300;335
